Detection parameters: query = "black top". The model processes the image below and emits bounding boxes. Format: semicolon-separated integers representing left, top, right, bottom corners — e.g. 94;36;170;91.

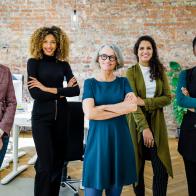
178;66;196;162
27;54;80;101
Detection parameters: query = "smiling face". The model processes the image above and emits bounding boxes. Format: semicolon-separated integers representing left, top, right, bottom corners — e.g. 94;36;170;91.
42;34;57;56
137;40;153;66
98;46;117;71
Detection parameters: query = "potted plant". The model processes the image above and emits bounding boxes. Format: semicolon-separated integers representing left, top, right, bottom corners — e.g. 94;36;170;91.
167;61;187;137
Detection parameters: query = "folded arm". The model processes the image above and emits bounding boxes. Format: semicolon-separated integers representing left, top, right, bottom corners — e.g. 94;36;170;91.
83;98;122;120
27;59;80;100
176;70;196;109
28;76;80;97
83;93;137;120
104;92;137;114
56;77;80;97
27;58;59;101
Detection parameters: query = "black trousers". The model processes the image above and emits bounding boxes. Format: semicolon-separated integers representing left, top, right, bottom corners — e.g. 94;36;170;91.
179;111;196;196
133;145;168;196
32;99;68;196
183;158;196;196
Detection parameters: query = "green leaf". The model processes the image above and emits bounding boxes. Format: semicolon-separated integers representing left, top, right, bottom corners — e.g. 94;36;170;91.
169;61;181;71
171;78;178;87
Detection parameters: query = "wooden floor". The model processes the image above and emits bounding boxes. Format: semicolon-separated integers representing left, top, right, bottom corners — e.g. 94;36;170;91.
0;132;188;196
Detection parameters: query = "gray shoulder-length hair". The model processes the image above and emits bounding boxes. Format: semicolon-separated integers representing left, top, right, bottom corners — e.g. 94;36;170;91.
95;44;124;69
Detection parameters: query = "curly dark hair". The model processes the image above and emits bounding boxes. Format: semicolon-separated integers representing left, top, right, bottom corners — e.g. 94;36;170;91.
29;26;69;61
134;35;164;80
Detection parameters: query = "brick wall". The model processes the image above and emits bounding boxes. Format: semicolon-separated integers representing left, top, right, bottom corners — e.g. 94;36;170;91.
0;0;196;132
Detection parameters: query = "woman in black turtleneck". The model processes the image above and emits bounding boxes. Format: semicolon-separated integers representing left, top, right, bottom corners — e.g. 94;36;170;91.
27;26;80;196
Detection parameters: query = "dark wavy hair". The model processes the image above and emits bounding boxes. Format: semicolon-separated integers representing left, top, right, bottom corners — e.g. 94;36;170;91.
29;26;69;61
134;35;164;80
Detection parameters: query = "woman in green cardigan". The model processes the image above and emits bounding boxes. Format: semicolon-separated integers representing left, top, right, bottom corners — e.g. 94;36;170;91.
126;35;173;196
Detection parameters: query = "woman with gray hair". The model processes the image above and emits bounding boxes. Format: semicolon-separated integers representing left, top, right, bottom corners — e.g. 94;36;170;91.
82;44;137;196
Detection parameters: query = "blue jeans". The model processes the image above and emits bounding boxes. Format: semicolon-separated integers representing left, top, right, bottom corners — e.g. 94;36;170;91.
0;135;9;168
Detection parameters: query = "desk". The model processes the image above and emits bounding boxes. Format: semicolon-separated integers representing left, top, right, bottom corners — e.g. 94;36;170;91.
1;112;32;184
1;103;88;184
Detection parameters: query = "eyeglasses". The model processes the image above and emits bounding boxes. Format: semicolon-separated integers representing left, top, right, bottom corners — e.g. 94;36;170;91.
99;54;117;62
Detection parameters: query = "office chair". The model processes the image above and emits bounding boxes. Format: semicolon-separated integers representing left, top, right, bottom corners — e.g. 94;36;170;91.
61;101;84;196
61;161;81;195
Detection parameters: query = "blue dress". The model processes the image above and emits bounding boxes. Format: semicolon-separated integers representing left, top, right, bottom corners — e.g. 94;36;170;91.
82;77;137;190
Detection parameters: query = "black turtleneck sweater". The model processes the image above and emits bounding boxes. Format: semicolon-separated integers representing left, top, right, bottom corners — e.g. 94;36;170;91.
27;55;80;101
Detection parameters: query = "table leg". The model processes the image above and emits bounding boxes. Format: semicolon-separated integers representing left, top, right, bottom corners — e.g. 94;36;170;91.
1;125;28;184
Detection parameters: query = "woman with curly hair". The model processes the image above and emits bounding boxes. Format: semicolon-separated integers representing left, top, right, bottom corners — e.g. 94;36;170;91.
27;26;80;196
126;35;173;196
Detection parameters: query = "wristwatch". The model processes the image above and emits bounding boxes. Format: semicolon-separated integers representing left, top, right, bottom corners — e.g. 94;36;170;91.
0;128;4;138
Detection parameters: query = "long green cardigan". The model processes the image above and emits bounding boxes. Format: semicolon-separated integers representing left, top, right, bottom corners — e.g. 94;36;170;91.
126;64;173;178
